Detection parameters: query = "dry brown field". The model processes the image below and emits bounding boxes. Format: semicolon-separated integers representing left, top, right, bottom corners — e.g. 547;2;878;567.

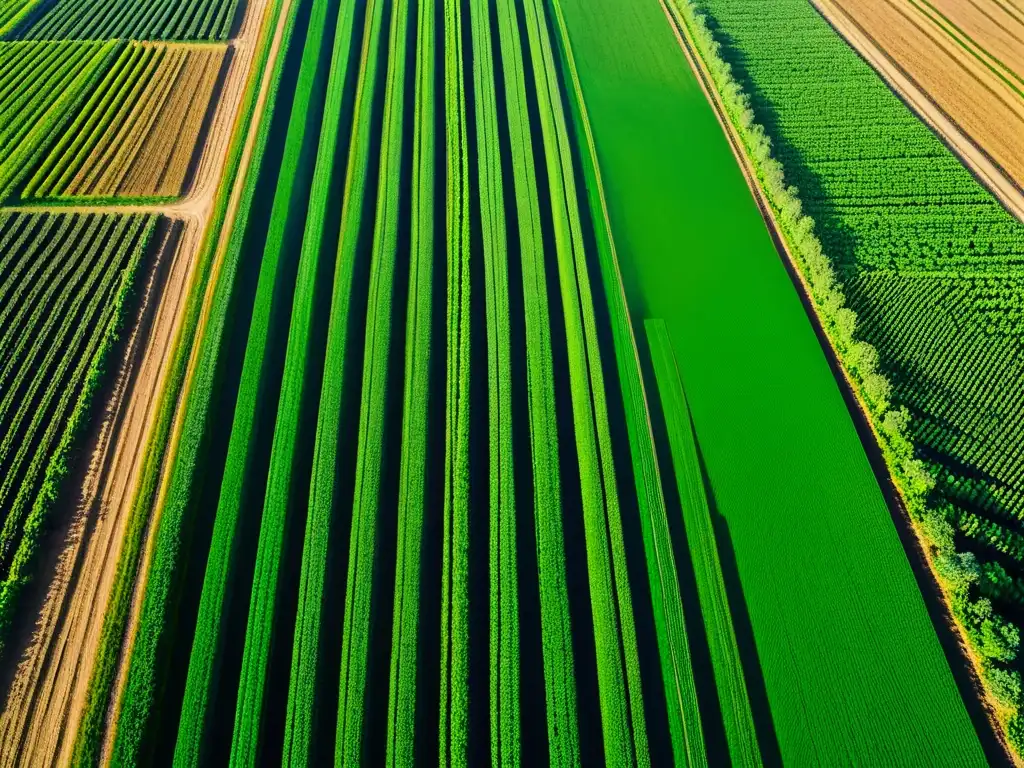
817;0;1024;209
26;43;227;201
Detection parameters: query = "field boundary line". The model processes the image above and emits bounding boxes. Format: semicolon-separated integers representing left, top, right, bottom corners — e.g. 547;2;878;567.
96;0;297;757
658;1;1015;763
810;0;1024;222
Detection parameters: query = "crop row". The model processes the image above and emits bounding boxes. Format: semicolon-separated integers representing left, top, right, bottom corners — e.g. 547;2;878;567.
15;0;241;41
849;272;1024;513
0;0;41;37
107;0;717;764
26;42;225;201
107;0;306;760
0;40;120;201
0;212;156;652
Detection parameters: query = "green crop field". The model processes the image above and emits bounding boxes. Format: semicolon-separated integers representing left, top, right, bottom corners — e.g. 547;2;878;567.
0;0;1021;763
0;40;121;199
12;0;242;40
25;42;225;201
0;211;156;648
687;0;1024;751
555;0;988;761
108;0;705;763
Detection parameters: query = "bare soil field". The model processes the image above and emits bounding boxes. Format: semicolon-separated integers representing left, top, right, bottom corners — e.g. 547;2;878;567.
816;0;1024;215
0;0;279;761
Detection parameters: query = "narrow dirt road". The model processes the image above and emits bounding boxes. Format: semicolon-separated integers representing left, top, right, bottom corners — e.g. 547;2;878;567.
812;0;1024;223
99;0;297;757
0;0;280;762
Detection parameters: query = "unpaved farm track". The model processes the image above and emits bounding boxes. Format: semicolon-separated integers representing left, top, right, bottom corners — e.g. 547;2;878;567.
0;220;197;768
0;0;277;762
812;0;1024;223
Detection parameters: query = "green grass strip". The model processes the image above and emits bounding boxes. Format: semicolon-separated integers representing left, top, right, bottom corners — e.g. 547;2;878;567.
280;0;365;763
334;0;410;761
440;0;471;761
520;0;649;762
467;0;518;762
493;0;579;761
644;319;761;768
383;0;433;761
172;0;336;763
545;0;707;761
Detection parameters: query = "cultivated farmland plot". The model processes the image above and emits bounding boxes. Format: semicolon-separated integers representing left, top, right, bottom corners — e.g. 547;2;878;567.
0;212;157;649
26;42;226;201
0;0;1020;764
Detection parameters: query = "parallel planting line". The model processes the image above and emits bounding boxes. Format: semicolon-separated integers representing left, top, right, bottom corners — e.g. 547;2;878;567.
279;0;366;760
645;319;760;767
336;0;410;760
384;0;434;760
172;0;338;761
439;0;471;760
546;0;707;760
467;0;518;760
109;0;304;760
492;0;579;760
522;0;648;761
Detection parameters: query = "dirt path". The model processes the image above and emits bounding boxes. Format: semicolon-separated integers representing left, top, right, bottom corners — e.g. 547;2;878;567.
0;0;283;762
811;0;1024;223
0;220;197;768
100;0;296;758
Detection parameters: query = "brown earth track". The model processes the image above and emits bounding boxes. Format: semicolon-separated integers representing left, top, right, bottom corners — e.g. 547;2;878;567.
0;0;282;761
100;0;295;758
817;0;1024;220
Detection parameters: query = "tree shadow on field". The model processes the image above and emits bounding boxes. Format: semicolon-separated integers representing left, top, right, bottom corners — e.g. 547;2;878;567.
696;440;783;768
639;330;783;766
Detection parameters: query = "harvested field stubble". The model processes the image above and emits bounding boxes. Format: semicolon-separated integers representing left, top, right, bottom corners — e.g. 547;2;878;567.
823;0;1024;192
26;43;227;201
